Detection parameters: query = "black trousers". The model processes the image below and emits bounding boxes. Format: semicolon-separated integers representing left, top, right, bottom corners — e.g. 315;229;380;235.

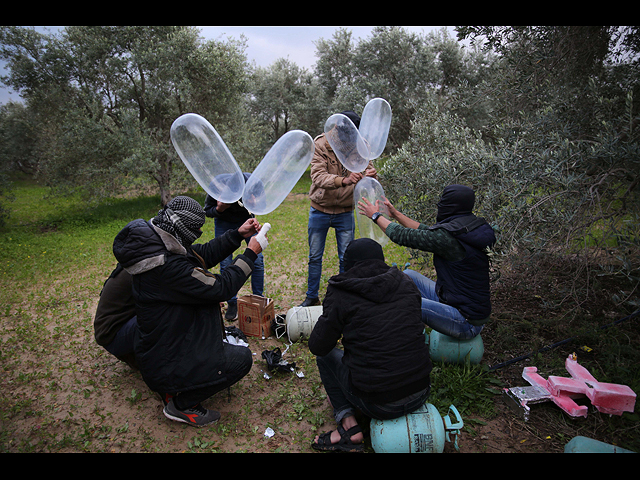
171;342;253;409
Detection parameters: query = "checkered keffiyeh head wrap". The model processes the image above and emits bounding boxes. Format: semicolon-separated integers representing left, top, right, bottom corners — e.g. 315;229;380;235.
153;196;206;246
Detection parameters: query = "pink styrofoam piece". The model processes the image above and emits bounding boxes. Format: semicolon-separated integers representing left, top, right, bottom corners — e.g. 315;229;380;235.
564;355;636;415
522;366;588;418
521;366;547;389
520;355;636;418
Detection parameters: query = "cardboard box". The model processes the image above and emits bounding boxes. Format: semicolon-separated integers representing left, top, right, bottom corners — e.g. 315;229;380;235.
238;294;275;338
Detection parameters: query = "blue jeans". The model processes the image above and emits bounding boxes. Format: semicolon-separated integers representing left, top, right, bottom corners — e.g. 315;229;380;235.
306;207;355;299
316;348;430;423
215;218;264;303
403;269;483;340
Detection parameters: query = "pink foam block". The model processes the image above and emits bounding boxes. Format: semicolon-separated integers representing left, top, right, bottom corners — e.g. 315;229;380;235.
520;355;637;418
564;355;636;415
522;366;588;418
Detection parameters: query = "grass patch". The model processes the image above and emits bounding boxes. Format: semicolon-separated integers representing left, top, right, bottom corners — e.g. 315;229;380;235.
1;171;637;453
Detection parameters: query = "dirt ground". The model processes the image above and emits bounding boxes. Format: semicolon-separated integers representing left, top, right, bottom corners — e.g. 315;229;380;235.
64;286;583;454
2;193;637;453
75;305;565;454
4;265;572;453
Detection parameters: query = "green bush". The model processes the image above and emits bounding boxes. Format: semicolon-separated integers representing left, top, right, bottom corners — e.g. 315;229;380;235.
380;93;640;316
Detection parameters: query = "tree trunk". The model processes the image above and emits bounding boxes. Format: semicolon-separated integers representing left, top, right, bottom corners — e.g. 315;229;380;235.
156;154;173;206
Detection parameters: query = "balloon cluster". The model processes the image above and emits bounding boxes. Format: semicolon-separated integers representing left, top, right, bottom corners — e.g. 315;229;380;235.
171;114;314;216
324;98;392;246
170;98;392;245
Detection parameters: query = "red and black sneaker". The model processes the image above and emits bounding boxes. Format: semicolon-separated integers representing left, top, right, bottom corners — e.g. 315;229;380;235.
163;399;221;427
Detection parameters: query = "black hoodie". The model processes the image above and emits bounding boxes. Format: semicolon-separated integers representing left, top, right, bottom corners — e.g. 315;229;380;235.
112;218;255;394
308;259;432;403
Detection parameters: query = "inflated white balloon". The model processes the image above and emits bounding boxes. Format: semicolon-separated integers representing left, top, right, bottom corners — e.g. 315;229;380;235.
243;130;314;216
170;113;245;204
358;98;392;160
324;113;370;173
354;177;390;247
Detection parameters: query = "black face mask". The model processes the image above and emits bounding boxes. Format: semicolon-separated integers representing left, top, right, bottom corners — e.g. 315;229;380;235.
436;185;475;222
343;238;385;271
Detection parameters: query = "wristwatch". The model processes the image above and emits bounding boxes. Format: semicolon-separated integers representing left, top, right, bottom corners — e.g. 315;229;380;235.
371;212;382;224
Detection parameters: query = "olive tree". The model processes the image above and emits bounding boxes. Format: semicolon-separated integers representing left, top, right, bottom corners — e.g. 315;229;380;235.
0;26;249;205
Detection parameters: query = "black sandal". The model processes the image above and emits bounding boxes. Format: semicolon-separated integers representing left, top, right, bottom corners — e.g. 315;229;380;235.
312;424;364;452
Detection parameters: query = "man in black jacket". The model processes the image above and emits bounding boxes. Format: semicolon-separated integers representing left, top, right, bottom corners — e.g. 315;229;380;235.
308;238;432;452
204;172;265;321
358;184;496;340
93;264;138;369
113;196;264;427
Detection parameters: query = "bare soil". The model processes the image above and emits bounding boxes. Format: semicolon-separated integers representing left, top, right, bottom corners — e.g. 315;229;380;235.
2;194;638;454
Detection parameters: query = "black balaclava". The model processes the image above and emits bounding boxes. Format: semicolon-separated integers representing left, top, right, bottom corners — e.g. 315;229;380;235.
436;185;475;222
153;196;206;247
343;238;385;271
340;110;361;129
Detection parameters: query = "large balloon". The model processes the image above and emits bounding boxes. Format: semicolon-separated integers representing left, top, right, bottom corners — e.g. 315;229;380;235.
358;98;392;160
170;113;245;204
324;98;392;173
243;130;314;216
324;113;370;173
354;177;390;247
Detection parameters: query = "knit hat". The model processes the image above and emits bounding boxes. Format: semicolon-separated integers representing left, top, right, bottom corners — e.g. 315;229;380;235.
343;238;385;271
436;185;475;222
153;196;206;246
340;110;361;129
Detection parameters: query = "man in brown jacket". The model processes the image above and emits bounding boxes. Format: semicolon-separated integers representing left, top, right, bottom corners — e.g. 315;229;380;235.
299;110;377;307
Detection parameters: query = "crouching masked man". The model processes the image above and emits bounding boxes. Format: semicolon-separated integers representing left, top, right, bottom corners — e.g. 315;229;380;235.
113;196;265;427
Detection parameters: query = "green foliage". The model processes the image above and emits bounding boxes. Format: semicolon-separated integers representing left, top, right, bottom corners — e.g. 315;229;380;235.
3;24;639;316
0;26;251;205
429;362;504;420
380;65;640;316
315;26;490;149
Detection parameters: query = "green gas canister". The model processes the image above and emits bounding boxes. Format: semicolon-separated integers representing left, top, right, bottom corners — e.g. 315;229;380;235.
370;403;464;453
564;436;635;453
426;330;484;364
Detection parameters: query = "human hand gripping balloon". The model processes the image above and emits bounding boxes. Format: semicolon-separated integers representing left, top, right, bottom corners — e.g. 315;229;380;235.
216;201;230;213
238;218;260;238
355;177;391;246
357;197;379;218
342;171;363;186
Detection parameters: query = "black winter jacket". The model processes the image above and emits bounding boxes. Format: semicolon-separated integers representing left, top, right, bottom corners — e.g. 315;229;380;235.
430;215;496;321
112;218;255;394
204;172;253;223
308;259;432;403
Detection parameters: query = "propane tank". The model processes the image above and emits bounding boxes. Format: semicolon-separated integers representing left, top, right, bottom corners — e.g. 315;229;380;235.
426;330;484;364
564;436;635;453
370;403;463;453
276;306;323;342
